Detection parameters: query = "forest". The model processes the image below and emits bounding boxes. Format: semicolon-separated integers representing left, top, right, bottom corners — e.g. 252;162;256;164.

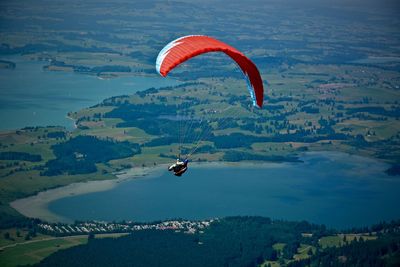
42;135;140;176
33;217;400;267
33;217;326;267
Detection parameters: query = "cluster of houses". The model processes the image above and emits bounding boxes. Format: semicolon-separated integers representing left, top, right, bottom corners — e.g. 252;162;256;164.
37;219;214;236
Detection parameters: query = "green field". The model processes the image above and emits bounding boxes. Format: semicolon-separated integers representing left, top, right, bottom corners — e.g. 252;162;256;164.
319;234;377;248
0;232;130;267
0;237;87;267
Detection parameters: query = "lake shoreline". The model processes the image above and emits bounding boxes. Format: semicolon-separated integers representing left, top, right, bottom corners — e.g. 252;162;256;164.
10;161;286;223
10;164;168;223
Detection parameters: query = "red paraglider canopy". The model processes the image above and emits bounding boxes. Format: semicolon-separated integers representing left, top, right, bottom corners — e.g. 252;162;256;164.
156;35;264;108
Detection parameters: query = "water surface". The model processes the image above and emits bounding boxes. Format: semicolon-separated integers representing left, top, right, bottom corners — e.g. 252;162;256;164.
0;56;179;130
49;152;400;229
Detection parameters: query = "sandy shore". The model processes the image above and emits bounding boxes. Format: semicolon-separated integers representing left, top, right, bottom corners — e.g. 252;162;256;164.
10;165;167;223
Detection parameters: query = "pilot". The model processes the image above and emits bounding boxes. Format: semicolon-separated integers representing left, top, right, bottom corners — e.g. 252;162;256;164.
168;158;189;176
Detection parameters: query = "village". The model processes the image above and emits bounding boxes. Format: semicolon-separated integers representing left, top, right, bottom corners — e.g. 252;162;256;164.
37;219;214;236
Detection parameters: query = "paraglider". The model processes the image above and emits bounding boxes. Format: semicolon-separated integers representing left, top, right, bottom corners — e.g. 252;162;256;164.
168;158;189;176
156;35;264;176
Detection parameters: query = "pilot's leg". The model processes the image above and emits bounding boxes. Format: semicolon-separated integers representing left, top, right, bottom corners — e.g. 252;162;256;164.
168;164;176;171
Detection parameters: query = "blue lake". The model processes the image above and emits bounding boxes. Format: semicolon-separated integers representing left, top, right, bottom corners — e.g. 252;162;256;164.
0;56;179;130
48;152;400;229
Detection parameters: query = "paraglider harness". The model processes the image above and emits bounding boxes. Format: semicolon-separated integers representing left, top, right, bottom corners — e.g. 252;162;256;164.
168;158;189;176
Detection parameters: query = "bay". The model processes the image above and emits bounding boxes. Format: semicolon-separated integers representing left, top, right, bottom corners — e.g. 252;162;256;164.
48;152;400;229
0;56;180;130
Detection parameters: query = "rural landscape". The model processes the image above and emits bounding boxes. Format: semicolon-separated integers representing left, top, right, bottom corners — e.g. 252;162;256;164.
0;0;400;266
